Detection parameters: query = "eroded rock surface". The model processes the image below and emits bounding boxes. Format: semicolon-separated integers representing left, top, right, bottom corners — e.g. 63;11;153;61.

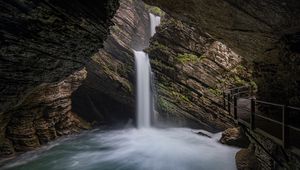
0;0;119;114
143;0;300;107
1;68;90;157
147;17;252;130
0;0;119;157
72;0;152;125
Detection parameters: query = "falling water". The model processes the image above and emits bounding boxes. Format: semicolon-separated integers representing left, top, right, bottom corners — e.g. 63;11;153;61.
150;13;161;36
134;13;161;128
134;51;152;128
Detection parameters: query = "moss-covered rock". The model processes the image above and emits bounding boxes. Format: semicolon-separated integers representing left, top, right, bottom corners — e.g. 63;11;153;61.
148;16;254;129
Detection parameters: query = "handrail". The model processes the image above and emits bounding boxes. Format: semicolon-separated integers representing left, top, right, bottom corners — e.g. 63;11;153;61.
255;114;283;125
227;85;250;91
255;100;284;107
222;86;300;154
288;106;300;111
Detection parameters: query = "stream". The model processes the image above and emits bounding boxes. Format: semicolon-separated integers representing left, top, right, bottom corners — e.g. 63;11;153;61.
2;127;239;170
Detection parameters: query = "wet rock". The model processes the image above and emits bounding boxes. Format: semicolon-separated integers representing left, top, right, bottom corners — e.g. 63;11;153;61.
143;0;300;109
236;147;260;170
0;138;15;158
196;131;211;138
0;0;119;157
1;68;90;156
147;17;253;130
72;0;152;124
220;127;250;148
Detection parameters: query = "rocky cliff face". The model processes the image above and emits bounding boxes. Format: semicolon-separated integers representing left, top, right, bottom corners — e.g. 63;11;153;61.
0;0;119;114
143;0;300;106
72;0;151;126
141;1;300;168
0;68;90;157
147;17;252;130
0;0;119;158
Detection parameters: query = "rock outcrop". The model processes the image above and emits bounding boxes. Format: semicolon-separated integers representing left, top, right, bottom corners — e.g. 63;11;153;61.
142;1;300;168
1;68;90;157
0;0;119;114
220;127;250;148
0;0;119;157
72;0;152;125
143;0;300;107
147;17;253;130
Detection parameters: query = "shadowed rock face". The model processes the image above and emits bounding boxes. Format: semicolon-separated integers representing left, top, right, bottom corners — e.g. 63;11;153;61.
0;0;119;157
143;0;300;105
72;0;151;125
0;0;119;114
1;68;90;157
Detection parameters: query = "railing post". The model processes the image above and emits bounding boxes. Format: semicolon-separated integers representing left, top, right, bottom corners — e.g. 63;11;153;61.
227;94;231;114
282;105;289;148
250;98;255;130
234;95;238;120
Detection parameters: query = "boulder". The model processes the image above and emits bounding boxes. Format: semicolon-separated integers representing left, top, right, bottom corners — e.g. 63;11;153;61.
220;127;250;148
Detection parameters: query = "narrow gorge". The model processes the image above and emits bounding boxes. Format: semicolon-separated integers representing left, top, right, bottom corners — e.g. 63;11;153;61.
0;0;299;169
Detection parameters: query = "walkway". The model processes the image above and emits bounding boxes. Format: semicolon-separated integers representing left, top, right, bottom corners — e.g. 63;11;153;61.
223;86;300;155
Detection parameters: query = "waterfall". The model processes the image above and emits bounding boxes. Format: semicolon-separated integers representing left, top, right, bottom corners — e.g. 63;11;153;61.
134;51;152;128
134;13;161;128
150;13;161;36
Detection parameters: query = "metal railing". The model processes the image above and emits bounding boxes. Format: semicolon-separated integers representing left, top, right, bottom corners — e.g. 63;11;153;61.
223;86;300;154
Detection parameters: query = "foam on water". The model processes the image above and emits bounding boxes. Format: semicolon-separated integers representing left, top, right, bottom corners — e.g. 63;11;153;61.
2;128;239;170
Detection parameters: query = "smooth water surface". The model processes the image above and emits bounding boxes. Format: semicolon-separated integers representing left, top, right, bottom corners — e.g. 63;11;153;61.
2;128;239;170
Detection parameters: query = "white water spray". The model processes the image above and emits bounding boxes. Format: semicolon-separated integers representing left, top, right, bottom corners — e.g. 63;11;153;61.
150;13;161;36
134;51;152;128
134;13;161;128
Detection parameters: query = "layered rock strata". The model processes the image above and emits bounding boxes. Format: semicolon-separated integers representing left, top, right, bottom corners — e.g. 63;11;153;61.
147;17;252;130
1;68;90;157
72;0;152;125
143;0;300;107
0;0;119;157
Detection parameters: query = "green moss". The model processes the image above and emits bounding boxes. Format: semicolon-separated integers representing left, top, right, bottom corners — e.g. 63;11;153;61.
151;59;175;73
249;80;258;91
177;53;199;64
158;97;174;112
199;54;207;61
153;41;169;51
145;5;165;16
233;76;247;86
208;88;222;96
171;91;189;102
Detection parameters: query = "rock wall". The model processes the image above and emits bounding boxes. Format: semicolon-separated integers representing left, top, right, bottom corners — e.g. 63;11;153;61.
0;0;119;158
72;0;151;126
143;0;300;106
0;0;119;114
1;68;90;157
147;17;253;130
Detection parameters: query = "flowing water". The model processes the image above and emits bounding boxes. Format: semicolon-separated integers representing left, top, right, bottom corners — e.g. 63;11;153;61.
150;13;161;36
134;13;160;128
1;13;239;170
134;51;152;128
2;128;239;170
